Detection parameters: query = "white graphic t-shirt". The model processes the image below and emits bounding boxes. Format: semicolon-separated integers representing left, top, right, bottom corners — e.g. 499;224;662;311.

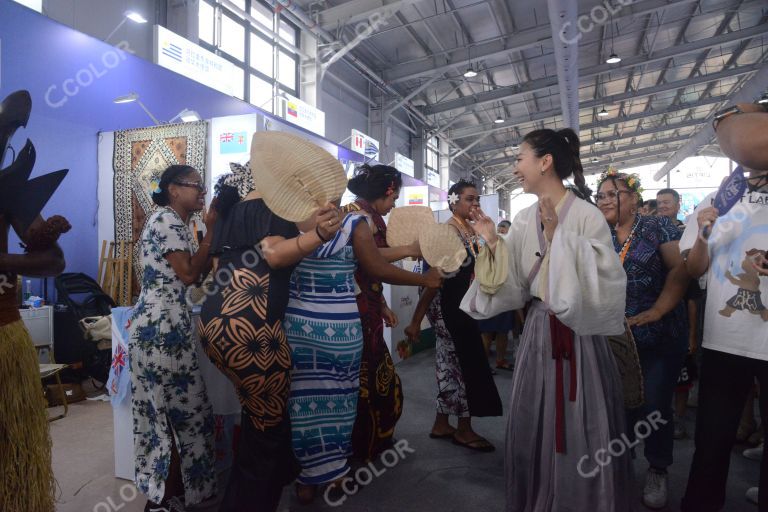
680;189;768;360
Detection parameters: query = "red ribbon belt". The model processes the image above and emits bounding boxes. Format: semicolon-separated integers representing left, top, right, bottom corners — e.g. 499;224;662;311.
549;314;576;454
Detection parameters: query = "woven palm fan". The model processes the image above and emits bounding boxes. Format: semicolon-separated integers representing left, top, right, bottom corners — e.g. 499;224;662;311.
419;223;467;273
250;131;347;222
386;205;435;247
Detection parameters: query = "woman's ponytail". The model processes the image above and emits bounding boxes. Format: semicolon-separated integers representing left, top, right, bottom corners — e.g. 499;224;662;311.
557;128;592;202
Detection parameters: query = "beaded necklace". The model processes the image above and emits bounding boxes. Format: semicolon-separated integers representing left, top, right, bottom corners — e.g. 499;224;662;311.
615;216;640;264
451;213;480;257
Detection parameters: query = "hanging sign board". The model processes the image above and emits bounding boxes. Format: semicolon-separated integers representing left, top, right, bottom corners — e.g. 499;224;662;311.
394;152;414;177
278;93;326;137
153;25;237;96
351;129;379;160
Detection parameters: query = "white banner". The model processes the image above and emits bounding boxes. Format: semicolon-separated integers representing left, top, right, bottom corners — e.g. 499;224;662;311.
153;25;237;97
278;93;326;137
394;152;414;177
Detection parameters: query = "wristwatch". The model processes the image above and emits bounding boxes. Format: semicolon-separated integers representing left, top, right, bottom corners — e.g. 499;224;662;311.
713;102;768;131
712;105;744;131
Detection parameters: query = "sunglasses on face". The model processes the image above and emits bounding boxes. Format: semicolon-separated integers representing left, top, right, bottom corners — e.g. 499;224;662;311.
594;190;634;202
174;180;206;193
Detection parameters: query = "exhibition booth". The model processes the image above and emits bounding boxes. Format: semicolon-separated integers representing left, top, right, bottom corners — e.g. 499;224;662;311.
1;0;498;479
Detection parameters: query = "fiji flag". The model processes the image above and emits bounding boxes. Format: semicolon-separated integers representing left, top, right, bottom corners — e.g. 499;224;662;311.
219;131;248;154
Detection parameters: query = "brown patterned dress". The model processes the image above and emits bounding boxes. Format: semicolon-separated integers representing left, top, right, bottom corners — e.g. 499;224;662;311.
198;199;299;510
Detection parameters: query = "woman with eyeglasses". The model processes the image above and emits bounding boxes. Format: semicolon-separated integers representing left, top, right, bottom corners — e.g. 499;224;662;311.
129;164;218;512
462;129;633;511
595;168;690;510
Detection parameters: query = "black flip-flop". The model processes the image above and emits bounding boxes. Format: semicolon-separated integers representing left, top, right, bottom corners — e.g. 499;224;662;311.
452;436;495;452
429;431;456;439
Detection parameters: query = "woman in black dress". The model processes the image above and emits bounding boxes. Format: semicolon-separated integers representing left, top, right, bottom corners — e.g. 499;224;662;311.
198;167;341;512
406;180;503;451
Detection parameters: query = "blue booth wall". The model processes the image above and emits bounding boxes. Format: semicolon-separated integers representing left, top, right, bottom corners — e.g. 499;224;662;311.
0;0;428;300
6;114;99;282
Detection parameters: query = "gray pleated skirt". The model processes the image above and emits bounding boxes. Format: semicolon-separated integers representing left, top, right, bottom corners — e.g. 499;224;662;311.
505;301;636;512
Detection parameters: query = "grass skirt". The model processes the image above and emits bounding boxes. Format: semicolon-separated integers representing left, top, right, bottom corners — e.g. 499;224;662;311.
0;320;56;511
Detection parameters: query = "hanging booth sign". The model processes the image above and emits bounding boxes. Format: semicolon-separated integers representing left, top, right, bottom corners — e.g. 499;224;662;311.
394;152;414;177
351;129;379;160
278;93;326;137
153;25;237;97
426;169;440;188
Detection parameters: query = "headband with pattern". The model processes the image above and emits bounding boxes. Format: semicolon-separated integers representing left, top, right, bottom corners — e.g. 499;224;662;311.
226;161;255;199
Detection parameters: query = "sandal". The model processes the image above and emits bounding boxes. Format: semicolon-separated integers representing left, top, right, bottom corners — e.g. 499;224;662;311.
452;435;495;452
429;429;456;439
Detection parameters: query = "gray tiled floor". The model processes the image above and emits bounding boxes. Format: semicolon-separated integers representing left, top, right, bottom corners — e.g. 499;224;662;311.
52;348;760;511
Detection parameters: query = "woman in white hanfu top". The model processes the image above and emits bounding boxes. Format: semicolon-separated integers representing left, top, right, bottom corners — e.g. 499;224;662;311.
461;128;635;512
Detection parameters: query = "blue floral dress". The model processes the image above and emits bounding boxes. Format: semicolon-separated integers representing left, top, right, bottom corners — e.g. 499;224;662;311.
128;206;217;505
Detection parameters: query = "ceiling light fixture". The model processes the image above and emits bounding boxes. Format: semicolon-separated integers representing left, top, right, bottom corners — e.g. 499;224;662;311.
594;138;604;145
605;11;620;64
591;157;599;163
113;92;138;104
758;93;768;104
494;115;504;124
464;43;477;78
124;10;148;23
168;108;201;123
598;107;609;117
113;92;160;125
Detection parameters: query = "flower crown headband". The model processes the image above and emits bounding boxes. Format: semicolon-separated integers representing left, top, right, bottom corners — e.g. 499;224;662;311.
596;165;644;196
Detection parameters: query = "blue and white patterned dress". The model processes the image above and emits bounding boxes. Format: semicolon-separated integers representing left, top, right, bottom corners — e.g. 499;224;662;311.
128;207;217;505
284;213;367;485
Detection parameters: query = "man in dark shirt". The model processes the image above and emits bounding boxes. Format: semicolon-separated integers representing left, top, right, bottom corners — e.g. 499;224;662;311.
656;187;702;439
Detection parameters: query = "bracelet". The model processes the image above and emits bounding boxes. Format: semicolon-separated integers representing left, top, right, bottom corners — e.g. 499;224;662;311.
315;225;331;242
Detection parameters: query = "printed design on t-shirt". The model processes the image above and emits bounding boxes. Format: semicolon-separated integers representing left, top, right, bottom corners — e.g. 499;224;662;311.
719;248;768;321
709;201;768;286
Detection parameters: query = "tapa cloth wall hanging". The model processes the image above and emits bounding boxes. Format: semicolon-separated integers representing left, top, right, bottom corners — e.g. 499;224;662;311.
112;122;208;304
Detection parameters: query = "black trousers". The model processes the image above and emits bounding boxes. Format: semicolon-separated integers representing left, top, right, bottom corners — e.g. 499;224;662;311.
681;348;768;512
218;412;299;512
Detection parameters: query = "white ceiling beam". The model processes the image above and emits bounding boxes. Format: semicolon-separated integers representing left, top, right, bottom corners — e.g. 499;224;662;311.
422;31;768;115
653;61;768;180
382;0;700;83
473;116;706;157
317;0;422;31
548;0;579;131
484;119;706;167
452;94;727;141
